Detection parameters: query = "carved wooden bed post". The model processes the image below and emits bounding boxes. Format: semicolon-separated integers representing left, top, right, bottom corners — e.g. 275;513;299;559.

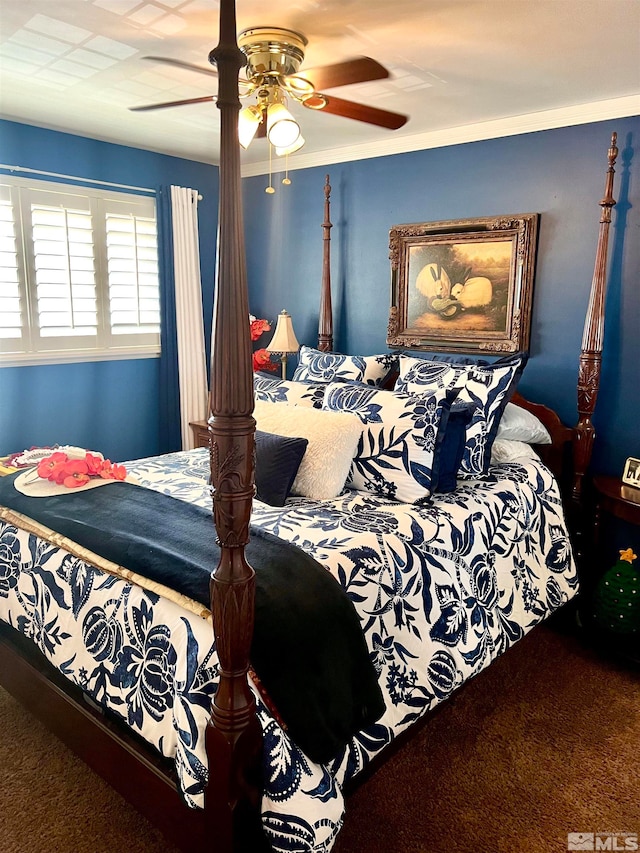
205;0;262;848
318;174;333;351
572;133;618;547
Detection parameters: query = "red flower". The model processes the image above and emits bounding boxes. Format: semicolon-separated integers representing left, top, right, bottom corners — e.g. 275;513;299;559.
60;459;91;489
252;348;278;372
110;463;127;480
98;460;126;480
37;452;69;482
85;453;105;475
250;318;271;341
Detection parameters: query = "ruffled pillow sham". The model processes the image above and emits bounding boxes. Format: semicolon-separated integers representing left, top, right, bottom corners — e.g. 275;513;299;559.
293;345;397;387
395;352;527;477
321;381;457;504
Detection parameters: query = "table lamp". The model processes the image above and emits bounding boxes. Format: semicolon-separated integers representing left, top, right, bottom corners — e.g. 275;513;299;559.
266;310;299;379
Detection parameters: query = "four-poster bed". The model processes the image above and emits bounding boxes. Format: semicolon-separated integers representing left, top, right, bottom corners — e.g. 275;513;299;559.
0;0;618;847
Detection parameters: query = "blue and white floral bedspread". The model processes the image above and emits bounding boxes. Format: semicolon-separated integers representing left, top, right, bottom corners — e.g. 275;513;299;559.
0;449;577;852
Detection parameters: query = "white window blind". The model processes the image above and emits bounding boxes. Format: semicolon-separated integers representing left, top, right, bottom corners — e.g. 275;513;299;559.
28;188;97;343
0;184;23;343
104;199;160;347
0;176;160;365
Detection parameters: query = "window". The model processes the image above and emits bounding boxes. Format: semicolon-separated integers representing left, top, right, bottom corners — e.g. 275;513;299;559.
0;177;160;365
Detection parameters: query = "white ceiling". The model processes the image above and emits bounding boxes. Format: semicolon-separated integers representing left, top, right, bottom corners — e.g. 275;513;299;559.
0;0;639;176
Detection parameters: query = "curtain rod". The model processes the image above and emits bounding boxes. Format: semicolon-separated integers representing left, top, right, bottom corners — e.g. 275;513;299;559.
0;163;156;195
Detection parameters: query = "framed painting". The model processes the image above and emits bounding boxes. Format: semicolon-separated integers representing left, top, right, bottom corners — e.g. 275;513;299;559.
387;214;539;354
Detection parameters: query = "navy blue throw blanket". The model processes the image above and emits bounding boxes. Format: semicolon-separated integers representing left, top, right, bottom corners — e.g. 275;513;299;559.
0;475;384;763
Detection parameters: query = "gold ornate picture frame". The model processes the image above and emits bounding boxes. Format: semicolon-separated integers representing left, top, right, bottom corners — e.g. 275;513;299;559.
387;214;539;354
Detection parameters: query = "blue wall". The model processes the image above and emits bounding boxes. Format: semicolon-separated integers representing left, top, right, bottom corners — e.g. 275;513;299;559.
0;120;219;461
243;118;640;477
2;117;638;477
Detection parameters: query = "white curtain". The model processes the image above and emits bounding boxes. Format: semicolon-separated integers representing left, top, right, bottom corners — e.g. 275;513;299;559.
171;185;208;449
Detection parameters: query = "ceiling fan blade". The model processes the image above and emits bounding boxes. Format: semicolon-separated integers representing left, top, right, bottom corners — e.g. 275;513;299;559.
295;56;389;91
129;95;216;112
308;95;408;130
142;55;218;78
256;121;267;139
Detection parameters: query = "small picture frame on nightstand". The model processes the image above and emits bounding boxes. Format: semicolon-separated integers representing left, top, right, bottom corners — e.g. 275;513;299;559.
621;456;640;489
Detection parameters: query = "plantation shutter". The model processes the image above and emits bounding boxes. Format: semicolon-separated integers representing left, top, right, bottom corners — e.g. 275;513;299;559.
23;186;98;351
104;196;160;348
0;184;26;353
0;175;161;365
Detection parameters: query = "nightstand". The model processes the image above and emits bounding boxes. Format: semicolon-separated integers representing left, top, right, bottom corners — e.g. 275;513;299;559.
580;475;640;600
587;475;640;663
593;475;640;542
189;420;210;448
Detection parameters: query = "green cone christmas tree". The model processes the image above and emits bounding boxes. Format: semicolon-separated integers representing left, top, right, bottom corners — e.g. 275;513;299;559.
592;548;640;636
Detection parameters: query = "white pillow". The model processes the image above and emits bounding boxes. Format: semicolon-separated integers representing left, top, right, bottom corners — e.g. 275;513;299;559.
253;400;363;500
490;439;540;464
496;403;551;445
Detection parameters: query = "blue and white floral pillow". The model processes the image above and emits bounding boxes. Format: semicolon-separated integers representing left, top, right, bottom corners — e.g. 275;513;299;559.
293;346;397;387
254;373;326;408
395;352;527;477
322;381;456;503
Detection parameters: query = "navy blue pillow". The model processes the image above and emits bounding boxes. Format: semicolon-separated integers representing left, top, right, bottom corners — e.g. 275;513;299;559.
433;403;474;493
255;430;308;506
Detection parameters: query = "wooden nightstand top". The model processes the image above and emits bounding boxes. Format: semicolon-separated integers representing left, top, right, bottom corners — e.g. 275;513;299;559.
189;420;210;448
593;474;640;526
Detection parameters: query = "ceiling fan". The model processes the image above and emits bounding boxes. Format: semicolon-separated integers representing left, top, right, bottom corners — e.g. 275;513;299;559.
130;27;408;157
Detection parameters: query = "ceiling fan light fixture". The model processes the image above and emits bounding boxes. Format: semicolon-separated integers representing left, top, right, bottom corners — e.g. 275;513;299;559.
238;104;263;149
266;102;300;148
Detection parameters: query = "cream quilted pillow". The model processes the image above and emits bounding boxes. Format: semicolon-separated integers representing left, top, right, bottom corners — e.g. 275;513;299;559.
253;400;363;500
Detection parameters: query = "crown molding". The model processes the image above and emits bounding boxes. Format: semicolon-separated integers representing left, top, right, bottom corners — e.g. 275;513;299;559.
240;95;640;178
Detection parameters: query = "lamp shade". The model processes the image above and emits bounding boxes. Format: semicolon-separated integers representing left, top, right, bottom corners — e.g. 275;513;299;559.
266;310;299;354
266;103;300;148
275;134;305;157
238;105;262;149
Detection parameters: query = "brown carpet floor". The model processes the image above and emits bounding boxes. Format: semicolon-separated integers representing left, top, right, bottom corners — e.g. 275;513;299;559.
1;620;638;853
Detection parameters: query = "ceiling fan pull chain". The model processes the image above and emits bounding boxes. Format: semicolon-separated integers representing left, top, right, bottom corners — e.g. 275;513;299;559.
266;143;275;194
282;154;291;186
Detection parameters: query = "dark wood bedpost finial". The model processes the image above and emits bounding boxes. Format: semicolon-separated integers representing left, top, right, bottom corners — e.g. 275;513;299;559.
318;174;333;352
572;132;618;510
205;0;262;848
